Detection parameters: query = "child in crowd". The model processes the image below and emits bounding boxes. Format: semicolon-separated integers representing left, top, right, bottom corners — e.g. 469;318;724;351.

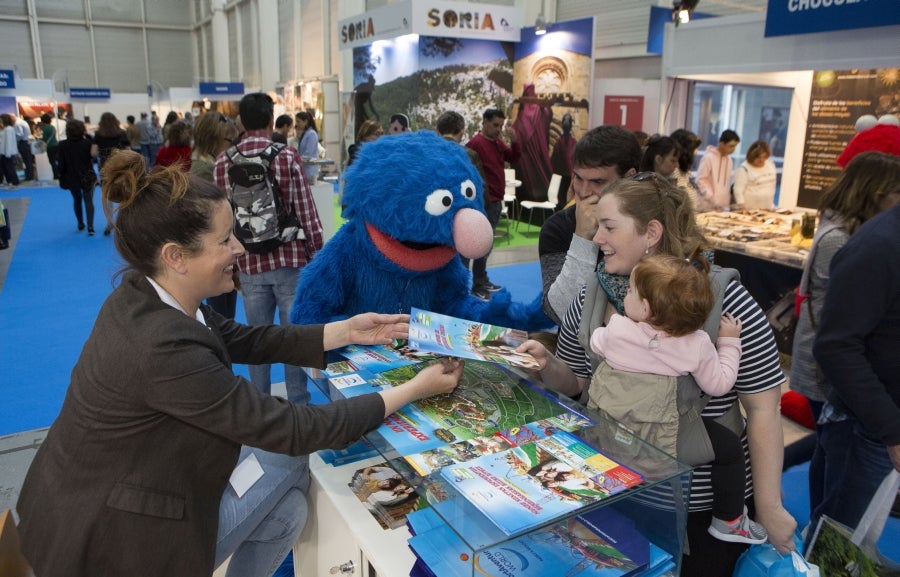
588;254;767;545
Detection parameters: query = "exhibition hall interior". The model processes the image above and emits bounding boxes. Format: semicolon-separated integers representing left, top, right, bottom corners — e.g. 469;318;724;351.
1;0;899;576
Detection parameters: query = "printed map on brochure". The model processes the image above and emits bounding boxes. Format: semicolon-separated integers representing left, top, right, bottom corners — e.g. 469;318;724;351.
370;360;592;456
438;431;645;535
407;307;540;370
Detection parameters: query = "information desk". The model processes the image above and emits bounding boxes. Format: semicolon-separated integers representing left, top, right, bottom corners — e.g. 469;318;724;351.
295;360;692;577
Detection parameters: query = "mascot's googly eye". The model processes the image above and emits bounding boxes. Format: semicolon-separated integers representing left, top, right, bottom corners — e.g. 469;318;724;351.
460;179;477;201
425;189;454;216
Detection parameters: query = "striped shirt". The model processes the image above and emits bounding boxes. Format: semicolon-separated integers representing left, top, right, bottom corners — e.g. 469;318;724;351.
556;279;785;511
213;130;324;275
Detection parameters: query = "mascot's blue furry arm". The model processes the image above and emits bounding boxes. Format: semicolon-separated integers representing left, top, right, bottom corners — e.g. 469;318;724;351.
290;131;551;331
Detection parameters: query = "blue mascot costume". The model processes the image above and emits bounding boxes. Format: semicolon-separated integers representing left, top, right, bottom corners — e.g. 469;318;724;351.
290;131;549;330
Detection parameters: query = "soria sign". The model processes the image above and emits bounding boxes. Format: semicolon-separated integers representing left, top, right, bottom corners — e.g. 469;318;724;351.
339;0;521;50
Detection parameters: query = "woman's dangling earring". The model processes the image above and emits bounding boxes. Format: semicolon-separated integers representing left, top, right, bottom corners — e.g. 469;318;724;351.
644;244;650;255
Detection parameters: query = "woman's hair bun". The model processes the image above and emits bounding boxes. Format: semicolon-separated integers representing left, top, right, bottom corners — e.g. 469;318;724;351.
101;149;146;206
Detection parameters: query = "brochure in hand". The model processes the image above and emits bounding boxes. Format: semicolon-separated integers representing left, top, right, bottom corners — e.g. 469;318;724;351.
439;431;645;535
407;307;540;370
335;342;437;374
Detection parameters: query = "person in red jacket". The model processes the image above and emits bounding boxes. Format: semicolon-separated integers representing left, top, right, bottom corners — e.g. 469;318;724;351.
155;119;192;171
465;108;521;300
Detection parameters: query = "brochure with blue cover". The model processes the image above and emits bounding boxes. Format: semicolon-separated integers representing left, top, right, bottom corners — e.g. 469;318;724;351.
407;307;540;370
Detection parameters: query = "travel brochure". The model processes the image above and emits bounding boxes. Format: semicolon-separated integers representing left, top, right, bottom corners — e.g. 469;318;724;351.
403;415;594;477
407;307;541;370
347;461;426;530
312;311;662;576
365;359;587;457
406;506;674;577
438;431;645;536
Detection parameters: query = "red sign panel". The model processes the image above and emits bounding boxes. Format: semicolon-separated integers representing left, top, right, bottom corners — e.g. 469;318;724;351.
603;95;645;132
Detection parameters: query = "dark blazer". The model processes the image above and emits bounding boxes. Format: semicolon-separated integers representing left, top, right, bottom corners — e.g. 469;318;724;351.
17;272;385;577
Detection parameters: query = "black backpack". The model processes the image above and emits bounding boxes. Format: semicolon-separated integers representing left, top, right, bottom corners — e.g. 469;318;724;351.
226;143;303;254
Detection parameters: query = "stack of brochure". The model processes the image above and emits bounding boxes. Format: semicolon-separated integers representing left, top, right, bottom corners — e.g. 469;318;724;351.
406;507;675;577
311;310;681;576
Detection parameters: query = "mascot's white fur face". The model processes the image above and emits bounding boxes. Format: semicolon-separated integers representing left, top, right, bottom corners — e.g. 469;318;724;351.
342;131;494;272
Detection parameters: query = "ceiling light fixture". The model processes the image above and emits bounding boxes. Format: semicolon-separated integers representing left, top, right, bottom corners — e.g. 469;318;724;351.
672;0;700;27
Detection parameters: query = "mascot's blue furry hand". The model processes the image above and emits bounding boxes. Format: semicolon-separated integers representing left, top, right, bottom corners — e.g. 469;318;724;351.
484;290;555;332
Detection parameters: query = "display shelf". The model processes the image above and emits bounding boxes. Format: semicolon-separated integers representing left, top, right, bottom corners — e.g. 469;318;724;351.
304;358;692;577
696;209;814;269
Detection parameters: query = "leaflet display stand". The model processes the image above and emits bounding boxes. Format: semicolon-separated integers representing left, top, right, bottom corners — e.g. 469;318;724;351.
295;360;692;577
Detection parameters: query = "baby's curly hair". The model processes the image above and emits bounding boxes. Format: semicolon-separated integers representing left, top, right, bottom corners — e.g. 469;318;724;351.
631;255;712;336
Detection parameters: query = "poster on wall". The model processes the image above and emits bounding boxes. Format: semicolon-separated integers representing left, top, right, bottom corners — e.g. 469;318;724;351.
348;16;594;208
797;68;897;208
0;96;17;115
510;17;593;205
352;36;514;138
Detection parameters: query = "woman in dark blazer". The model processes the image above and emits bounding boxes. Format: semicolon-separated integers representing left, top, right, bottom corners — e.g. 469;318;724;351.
16;149;463;577
57;119;98;234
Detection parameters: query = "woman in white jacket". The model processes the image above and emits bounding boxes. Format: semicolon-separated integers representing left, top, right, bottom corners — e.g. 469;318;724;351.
733;140;777;210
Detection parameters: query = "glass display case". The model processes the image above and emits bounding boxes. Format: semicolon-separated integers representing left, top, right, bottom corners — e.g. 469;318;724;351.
305;357;692;577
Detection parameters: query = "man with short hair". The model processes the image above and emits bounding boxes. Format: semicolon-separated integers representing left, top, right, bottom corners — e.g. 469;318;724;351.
696;129;740;211
272;114;293;144
466;108;520;300
14;114;35;181
125;115;141;153
435;110;484;180
213;92;324;406
539;125;641;325
136;112;155;168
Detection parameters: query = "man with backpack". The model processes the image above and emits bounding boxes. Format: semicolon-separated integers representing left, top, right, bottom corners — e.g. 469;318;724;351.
213;92;324;406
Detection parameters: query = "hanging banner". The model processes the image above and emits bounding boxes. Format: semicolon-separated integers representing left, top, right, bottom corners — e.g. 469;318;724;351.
765;0;900;38
0;70;15;89
339;0;520;50
199;82;245;96
411;0;521;42
69;87;111;99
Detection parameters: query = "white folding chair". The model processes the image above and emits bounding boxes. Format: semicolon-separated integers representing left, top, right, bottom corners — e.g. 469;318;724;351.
518;173;562;232
503;168;518;224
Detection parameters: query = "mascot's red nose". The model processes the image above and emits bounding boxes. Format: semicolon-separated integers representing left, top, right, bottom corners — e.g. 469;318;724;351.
453;208;494;259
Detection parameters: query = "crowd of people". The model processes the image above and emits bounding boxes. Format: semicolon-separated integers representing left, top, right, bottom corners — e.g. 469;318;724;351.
9;94;900;577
